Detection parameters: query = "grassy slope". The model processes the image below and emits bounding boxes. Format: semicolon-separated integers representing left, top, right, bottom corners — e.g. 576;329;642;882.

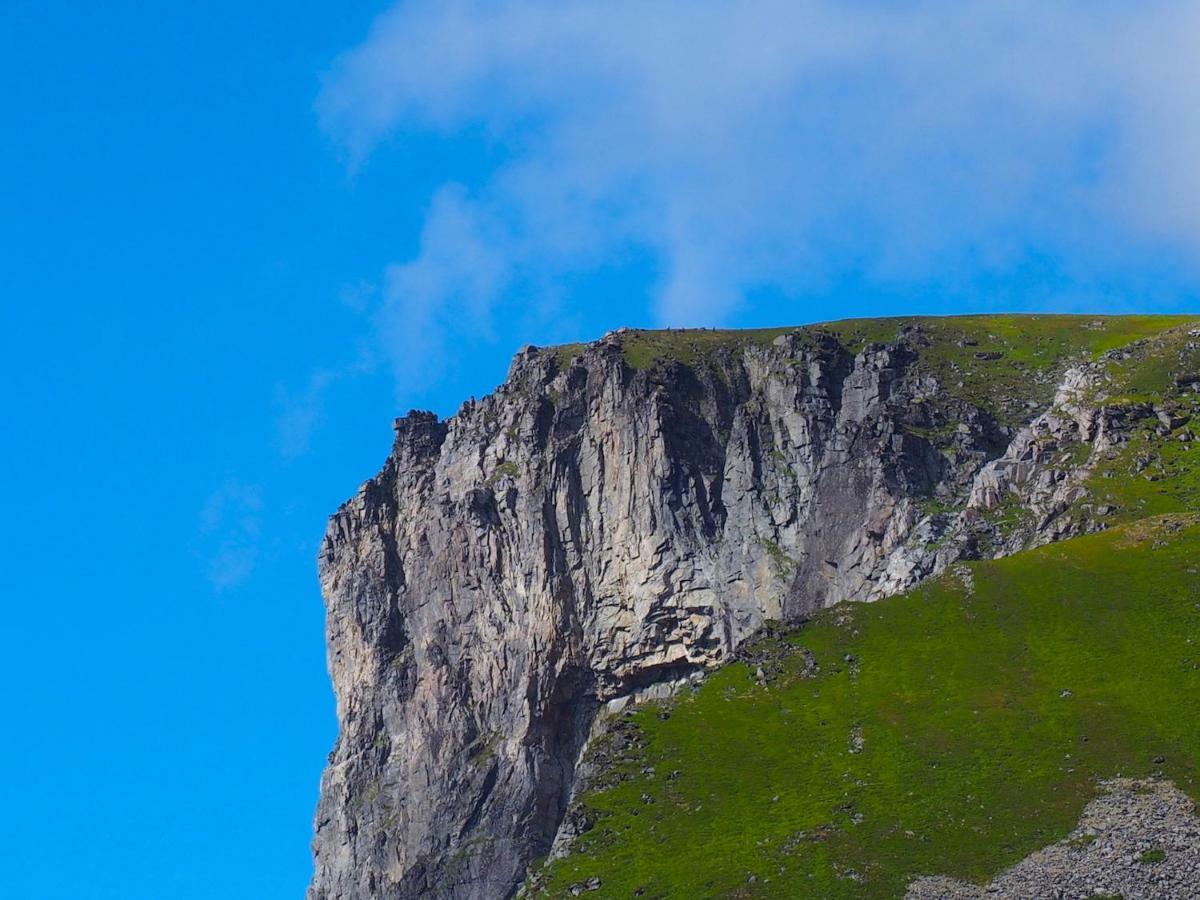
533;315;1200;899
535;519;1200;899
1078;323;1200;525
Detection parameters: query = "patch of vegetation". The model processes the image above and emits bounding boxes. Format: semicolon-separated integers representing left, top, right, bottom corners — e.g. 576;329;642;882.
362;780;380;805
553;343;587;370
1063;438;1094;468
824;315;1197;420
1083;424;1200;522
533;517;1200;898
903;423;958;442
1136;848;1166;865
450;835;497;865
1074;325;1200;523
618;327;795;371
552;316;1199;432
487;460;521;485
827;314;1196;360
916;496;959;518
759;538;796;577
468;731;500;767
1100;322;1200;404
1065;832;1097;850
979;492;1035;538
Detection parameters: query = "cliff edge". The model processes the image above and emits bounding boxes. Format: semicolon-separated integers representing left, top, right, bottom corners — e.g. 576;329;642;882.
308;315;1197;899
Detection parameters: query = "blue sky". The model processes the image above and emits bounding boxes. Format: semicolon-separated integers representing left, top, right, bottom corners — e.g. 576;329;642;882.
2;2;1199;897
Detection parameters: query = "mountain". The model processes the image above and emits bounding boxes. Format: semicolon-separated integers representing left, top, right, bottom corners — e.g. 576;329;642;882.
307;315;1200;899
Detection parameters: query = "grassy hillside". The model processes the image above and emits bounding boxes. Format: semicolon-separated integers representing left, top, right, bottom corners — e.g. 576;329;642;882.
531;516;1200;898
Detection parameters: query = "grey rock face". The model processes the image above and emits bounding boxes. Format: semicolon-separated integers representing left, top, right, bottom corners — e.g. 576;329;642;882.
308;331;1111;900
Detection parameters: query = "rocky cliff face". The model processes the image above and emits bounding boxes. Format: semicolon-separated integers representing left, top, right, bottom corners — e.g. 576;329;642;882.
308;324;1117;900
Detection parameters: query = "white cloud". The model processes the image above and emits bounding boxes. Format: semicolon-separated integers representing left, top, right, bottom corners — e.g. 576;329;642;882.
376;185;511;393
274;346;377;460
276;370;336;461
319;0;1200;371
199;480;264;591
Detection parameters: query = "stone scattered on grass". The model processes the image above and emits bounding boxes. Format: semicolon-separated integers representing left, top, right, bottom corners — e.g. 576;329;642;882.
906;780;1200;900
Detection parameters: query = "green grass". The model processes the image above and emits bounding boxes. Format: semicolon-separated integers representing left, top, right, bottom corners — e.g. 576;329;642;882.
532;515;1200;898
487;460;521;484
1065;832;1097;850
1070;322;1200;523
1100;321;1200;403
1084;422;1200;521
820;314;1198;426
603;316;1197;372
758;538;796;577
617;327;795;371
553;342;588;370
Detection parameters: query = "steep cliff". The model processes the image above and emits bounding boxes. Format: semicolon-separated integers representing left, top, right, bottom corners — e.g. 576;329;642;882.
308;315;1198;899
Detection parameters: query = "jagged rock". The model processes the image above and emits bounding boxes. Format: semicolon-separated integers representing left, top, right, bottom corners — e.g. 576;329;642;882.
308;331;1126;900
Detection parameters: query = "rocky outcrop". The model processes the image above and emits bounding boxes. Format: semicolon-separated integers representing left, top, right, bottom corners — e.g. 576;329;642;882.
308;327;1119;900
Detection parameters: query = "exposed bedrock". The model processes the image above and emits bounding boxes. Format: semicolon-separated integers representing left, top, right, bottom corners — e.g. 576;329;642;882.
308;328;1113;899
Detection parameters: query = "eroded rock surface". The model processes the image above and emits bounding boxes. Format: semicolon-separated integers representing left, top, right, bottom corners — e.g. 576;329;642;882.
308;328;1128;900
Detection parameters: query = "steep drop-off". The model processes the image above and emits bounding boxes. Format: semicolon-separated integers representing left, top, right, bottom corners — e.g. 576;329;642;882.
308;315;1199;899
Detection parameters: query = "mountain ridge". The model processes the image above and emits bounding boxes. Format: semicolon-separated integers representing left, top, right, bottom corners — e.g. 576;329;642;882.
308;313;1200;899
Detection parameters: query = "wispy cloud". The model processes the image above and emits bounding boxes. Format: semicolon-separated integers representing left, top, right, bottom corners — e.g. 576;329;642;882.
274;346;377;460
376;185;510;393
276;371;337;462
198;480;263;591
319;0;1200;385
